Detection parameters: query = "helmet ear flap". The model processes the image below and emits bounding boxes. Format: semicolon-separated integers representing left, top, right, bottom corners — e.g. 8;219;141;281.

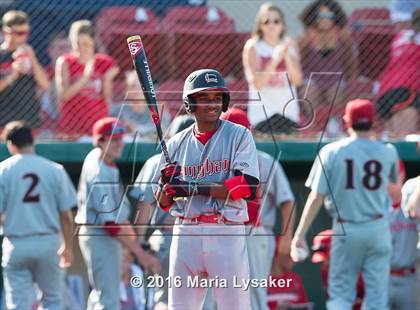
222;93;230;112
184;95;196;113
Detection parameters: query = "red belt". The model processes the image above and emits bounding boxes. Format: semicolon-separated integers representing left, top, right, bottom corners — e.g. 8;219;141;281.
179;214;238;224
337;214;383;224
390;267;416;276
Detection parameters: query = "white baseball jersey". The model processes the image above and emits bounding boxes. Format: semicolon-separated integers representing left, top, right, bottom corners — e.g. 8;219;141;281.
257;150;294;229
75;148;131;225
306;137;399;222
153;120;259;222
0;154;76;237
130;154;171;226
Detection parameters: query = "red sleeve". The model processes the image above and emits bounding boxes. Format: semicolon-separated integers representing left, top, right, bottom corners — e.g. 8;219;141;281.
103;221;122;236
95;54;116;74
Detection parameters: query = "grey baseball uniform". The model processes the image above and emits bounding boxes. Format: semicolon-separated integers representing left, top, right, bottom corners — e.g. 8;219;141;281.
0;154;76;310
388;178;419;310
246;150;294;310
306;137;399;310
76;147;131;310
153;120;259;310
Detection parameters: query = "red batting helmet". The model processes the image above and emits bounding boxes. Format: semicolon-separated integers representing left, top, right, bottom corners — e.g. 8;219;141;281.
311;229;333;263
343;99;374;129
220;108;250;129
92;117;125;144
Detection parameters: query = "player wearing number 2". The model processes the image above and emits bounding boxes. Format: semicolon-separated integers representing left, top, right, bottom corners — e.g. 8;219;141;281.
291;99;400;310
0;121;76;309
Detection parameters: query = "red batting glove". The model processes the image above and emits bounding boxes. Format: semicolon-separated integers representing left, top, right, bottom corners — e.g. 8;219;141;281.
160;162;182;184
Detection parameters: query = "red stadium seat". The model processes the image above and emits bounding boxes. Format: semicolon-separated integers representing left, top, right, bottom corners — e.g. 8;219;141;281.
227;79;249;111
96;6;166;81
349;8;395;80
162;6;237;79
156;80;186;119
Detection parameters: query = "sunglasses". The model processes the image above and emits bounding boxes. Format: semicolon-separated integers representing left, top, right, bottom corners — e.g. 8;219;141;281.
261;18;281;25
3;28;30;36
317;11;335;20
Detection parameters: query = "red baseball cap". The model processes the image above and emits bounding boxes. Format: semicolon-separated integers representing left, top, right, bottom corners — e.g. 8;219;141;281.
92;117;125;144
343;99;374;128
220;108;250;129
311;229;333;263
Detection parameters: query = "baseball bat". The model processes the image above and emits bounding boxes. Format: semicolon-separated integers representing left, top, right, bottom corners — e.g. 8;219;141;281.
127;35;171;163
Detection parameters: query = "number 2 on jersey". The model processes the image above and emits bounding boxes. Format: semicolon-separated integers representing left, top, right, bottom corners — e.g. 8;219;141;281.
23;173;40;203
345;159;382;190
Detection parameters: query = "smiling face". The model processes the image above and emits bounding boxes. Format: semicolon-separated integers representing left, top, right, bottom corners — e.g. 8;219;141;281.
260;9;284;39
72;33;95;58
317;6;335;30
192;91;224;124
3;23;30;46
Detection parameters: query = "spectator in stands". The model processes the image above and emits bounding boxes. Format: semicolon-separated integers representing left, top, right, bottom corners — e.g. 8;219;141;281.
267;238;309;310
0;10;49;127
41;32;71;132
110;70;170;137
55;20;119;137
390;0;420;25
243;2;303;134
298;0;357;114
376;9;420;134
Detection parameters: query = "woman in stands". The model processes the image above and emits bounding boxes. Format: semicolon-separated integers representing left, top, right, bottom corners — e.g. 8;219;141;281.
243;2;303;134
55;20;119;137
298;0;357;116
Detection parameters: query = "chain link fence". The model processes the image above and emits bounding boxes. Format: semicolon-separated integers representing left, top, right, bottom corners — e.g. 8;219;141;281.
0;0;418;141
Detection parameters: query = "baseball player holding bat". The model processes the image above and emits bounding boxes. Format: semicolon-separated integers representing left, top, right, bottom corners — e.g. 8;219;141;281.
291;99;400;309
153;69;260;310
0;121;76;310
75;117;161;310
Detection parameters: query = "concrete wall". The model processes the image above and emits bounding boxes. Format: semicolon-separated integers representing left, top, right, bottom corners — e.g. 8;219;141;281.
208;0;391;36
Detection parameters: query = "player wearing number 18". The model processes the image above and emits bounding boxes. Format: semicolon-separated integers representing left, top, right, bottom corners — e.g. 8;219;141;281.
0;121;76;310
291;99;400;310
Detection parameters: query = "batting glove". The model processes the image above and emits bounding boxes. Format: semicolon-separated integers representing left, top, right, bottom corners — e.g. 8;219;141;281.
162;178;197;198
160;162;182;184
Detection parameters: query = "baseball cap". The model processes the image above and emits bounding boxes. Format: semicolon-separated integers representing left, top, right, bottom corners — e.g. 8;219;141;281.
343;99;374;128
220;108;250;129
311;229;333;263
92;117;125;144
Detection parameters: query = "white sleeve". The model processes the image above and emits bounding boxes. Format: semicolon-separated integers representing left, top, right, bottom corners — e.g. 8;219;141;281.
305;147;330;195
130;157;159;204
272;161;295;206
232;128;259;180
57;167;77;212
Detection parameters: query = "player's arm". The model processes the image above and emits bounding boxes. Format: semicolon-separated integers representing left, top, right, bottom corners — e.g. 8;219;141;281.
407;176;420;218
161;172;259;201
133;201;154;243
277;200;295;256
58;209;75;268
103;222;161;274
294;191;324;238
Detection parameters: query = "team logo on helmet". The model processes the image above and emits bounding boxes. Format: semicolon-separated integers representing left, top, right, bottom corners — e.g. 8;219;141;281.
205;73;218;84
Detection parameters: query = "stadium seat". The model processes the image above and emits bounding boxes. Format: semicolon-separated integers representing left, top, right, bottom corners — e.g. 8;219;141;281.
96;6;166;81
227;80;249;111
162;6;237;79
156;80;186;119
349;8;395;80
